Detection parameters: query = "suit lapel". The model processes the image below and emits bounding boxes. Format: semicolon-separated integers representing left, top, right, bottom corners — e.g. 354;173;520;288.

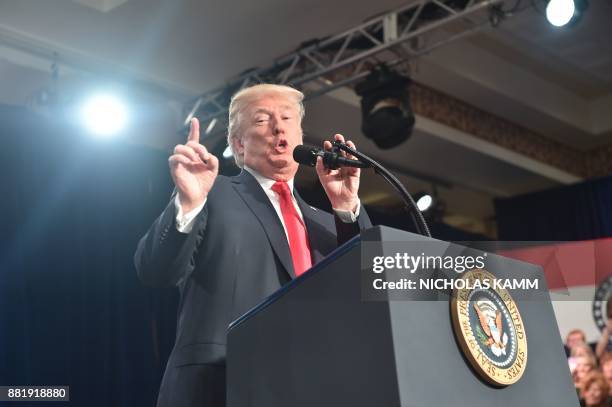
231;171;296;279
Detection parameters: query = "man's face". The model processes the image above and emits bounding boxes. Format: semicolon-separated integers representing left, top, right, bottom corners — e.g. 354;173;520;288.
567;332;585;349
234;94;302;181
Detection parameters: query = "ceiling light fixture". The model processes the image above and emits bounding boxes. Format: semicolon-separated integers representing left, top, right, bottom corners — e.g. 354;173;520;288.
355;65;415;149
414;192;434;212
545;0;588;27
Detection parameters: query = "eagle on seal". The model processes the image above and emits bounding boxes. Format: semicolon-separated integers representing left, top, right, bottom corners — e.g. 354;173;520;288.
474;299;509;357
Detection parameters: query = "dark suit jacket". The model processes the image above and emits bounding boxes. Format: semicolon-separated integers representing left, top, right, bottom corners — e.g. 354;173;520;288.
134;170;371;407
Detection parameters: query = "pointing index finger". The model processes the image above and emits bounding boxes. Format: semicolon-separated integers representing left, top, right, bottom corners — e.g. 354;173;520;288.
188;117;200;143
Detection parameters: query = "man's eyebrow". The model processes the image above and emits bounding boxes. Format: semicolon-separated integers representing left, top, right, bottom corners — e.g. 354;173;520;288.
252;105;295;115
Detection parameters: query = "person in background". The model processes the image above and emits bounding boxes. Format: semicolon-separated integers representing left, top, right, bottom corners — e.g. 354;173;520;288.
567;329;588;357
595;318;612;359
574;355;598;391
600;353;612;397
571;343;599;376
579;371;611;407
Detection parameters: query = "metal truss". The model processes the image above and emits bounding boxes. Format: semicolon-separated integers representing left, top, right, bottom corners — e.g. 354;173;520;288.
185;0;504;136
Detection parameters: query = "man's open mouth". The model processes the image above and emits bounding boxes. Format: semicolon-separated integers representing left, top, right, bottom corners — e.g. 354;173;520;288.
274;140;288;153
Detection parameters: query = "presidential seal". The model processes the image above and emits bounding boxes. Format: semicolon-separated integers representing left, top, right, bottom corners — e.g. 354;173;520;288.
592;276;612;332
450;269;528;386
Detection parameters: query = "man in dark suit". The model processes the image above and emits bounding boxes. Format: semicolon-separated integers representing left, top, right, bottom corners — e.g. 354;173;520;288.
134;84;371;407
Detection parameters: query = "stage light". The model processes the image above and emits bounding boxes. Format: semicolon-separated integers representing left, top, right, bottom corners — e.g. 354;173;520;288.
222;145;233;159
211;140;240;176
355;65;415;149
415;192;434;212
80;94;128;136
545;0;588;27
546;0;575;26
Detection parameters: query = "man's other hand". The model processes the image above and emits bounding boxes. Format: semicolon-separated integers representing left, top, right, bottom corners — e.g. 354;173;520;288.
315;134;360;213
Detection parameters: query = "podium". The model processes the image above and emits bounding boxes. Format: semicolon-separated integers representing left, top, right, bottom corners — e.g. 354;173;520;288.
227;226;578;406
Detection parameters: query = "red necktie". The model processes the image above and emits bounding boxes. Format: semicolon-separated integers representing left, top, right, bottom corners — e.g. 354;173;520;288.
271;181;312;276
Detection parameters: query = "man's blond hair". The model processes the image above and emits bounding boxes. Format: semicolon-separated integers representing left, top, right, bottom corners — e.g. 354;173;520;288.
227;84;305;167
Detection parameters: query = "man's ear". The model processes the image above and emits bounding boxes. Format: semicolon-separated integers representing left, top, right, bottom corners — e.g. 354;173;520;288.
232;136;245;157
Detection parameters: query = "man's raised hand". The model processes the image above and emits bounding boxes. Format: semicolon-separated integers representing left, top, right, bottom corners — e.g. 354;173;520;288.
315;133;360;213
169;118;219;213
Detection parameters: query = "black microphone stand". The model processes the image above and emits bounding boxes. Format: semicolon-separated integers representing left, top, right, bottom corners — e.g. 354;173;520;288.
330;140;431;238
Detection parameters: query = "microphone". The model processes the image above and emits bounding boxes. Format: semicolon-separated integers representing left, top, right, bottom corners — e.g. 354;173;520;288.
293;145;369;170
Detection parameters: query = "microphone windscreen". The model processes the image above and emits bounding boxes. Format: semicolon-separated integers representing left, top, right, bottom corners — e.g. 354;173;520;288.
293;145;318;167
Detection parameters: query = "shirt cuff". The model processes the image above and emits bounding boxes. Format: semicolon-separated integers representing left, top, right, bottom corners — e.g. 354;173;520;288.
174;195;206;234
333;199;361;223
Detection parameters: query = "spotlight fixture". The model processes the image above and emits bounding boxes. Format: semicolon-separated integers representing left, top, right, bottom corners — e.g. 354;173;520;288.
414;192;434;212
212;139;239;176
222;145;233;159
545;0;588;27
355;65;415;149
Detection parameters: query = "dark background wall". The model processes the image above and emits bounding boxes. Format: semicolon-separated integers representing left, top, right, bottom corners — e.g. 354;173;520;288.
0;105;178;406
495;176;612;241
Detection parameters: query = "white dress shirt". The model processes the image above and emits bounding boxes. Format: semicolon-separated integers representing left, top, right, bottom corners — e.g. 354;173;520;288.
174;166;360;235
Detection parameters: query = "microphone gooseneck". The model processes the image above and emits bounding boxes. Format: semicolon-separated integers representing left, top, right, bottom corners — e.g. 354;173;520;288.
292;142;431;237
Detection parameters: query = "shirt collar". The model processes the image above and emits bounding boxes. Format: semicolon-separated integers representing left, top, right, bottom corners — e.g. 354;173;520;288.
243;165;294;193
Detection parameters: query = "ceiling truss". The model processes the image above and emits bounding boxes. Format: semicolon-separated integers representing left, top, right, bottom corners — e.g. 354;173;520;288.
184;0;505;136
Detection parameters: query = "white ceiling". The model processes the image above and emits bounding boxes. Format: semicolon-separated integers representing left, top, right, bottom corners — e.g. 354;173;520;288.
0;0;610;233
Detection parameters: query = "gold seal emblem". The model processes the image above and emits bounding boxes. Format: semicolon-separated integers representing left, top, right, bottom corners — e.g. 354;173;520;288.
450;269;528;386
